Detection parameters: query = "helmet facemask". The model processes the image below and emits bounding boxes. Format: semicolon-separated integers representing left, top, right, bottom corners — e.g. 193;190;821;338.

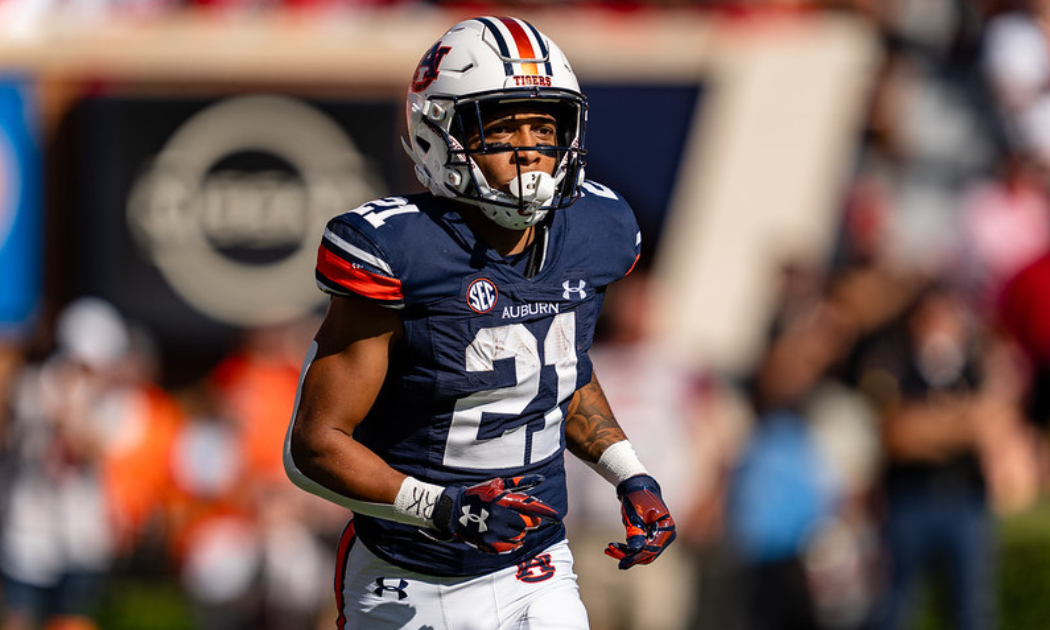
432;90;586;230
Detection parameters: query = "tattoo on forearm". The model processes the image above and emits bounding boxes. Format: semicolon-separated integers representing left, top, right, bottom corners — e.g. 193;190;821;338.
566;378;627;463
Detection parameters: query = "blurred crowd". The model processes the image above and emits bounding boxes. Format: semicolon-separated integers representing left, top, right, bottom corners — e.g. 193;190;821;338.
0;0;1026;25
4;1;1050;630
0;302;347;630
564;2;1050;630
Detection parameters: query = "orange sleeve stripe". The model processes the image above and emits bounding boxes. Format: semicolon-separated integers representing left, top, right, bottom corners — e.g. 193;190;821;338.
626;253;640;277
317;245;404;301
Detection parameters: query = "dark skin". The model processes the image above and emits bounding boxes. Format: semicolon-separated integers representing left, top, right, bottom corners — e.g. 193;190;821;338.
564;375;629;463
459;106;560;257
289;105;630;511
289;294;406;506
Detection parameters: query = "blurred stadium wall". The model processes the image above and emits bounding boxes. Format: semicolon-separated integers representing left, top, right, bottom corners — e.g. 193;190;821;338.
0;8;879;384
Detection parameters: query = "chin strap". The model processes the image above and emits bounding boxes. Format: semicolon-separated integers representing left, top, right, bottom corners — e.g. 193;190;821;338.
523;213;552;279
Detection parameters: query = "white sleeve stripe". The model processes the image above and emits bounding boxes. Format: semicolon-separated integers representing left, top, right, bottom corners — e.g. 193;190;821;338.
315;278;407;309
315;278;350;296
323;228;394;275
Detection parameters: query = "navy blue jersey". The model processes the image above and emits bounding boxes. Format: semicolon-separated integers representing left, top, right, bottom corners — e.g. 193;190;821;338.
315;181;640;577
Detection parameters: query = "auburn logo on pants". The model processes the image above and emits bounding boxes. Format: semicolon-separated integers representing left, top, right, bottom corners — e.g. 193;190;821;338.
516;554;555;583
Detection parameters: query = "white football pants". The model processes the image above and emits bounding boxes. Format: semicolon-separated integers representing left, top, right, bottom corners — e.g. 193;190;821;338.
335;529;589;630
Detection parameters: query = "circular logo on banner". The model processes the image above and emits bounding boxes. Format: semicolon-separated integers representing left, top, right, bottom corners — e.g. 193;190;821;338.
0;127;21;249
127;96;383;326
466;278;498;313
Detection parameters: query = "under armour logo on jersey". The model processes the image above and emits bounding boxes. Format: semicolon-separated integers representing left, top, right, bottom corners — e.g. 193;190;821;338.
373;578;409;600
459;506;490;532
562;280;588;300
467;278;498;313
516;554;556;583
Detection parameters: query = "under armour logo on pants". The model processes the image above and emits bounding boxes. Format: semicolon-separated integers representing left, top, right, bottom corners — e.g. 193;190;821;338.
373;577;409;600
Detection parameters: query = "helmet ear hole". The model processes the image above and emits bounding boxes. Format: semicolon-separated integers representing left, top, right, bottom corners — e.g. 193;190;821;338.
415;136;431;153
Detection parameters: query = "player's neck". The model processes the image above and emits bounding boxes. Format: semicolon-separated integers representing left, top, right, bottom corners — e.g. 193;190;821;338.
457;206;535;257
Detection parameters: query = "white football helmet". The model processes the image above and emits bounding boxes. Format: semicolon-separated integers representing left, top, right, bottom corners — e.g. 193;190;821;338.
403;16;587;230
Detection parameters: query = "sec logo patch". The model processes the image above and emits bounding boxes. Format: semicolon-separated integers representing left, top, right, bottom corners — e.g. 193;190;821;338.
466;278;498;313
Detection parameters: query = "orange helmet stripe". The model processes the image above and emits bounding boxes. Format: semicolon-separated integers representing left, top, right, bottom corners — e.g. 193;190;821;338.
498;17;539;75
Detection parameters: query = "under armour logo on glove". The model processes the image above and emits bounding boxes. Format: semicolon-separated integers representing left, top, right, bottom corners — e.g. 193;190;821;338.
459;506;490;532
432;476;561;554
605;474;677;570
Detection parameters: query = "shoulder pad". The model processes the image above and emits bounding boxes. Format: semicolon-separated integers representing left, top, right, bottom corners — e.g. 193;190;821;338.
315;197;424;307
569;181;641;283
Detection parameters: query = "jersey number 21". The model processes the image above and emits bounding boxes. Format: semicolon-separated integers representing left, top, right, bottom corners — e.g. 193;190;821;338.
444;312;578;470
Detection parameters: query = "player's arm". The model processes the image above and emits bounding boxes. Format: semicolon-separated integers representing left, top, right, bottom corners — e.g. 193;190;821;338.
564;372;629;464
284;294;559;553
285;294;413;510
564;372;677;569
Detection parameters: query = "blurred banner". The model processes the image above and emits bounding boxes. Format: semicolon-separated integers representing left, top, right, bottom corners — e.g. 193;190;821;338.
56;93;405;361
0;78;41;333
49;84;701;379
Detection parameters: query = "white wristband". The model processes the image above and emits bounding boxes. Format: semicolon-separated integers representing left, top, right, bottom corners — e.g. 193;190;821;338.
593;440;649;486
393;477;446;527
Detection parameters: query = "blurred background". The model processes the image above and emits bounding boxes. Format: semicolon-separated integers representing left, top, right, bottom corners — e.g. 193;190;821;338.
2;0;1050;629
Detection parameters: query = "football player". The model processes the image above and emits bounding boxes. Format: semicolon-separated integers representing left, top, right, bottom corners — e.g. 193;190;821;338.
284;16;677;629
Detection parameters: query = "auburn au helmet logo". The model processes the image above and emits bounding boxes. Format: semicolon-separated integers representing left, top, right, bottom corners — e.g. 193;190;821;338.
411;42;451;93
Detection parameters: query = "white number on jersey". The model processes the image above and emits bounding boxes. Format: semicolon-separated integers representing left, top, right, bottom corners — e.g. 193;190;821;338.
580;181;618;200
444;312;578;470
350;197;419;228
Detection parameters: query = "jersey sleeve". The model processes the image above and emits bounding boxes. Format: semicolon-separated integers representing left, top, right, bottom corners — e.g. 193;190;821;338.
577;180;643;285
623;220;642;279
315;214;405;308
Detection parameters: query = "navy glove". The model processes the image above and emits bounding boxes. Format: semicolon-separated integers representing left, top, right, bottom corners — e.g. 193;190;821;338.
432;475;561;554
605;474;677;570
